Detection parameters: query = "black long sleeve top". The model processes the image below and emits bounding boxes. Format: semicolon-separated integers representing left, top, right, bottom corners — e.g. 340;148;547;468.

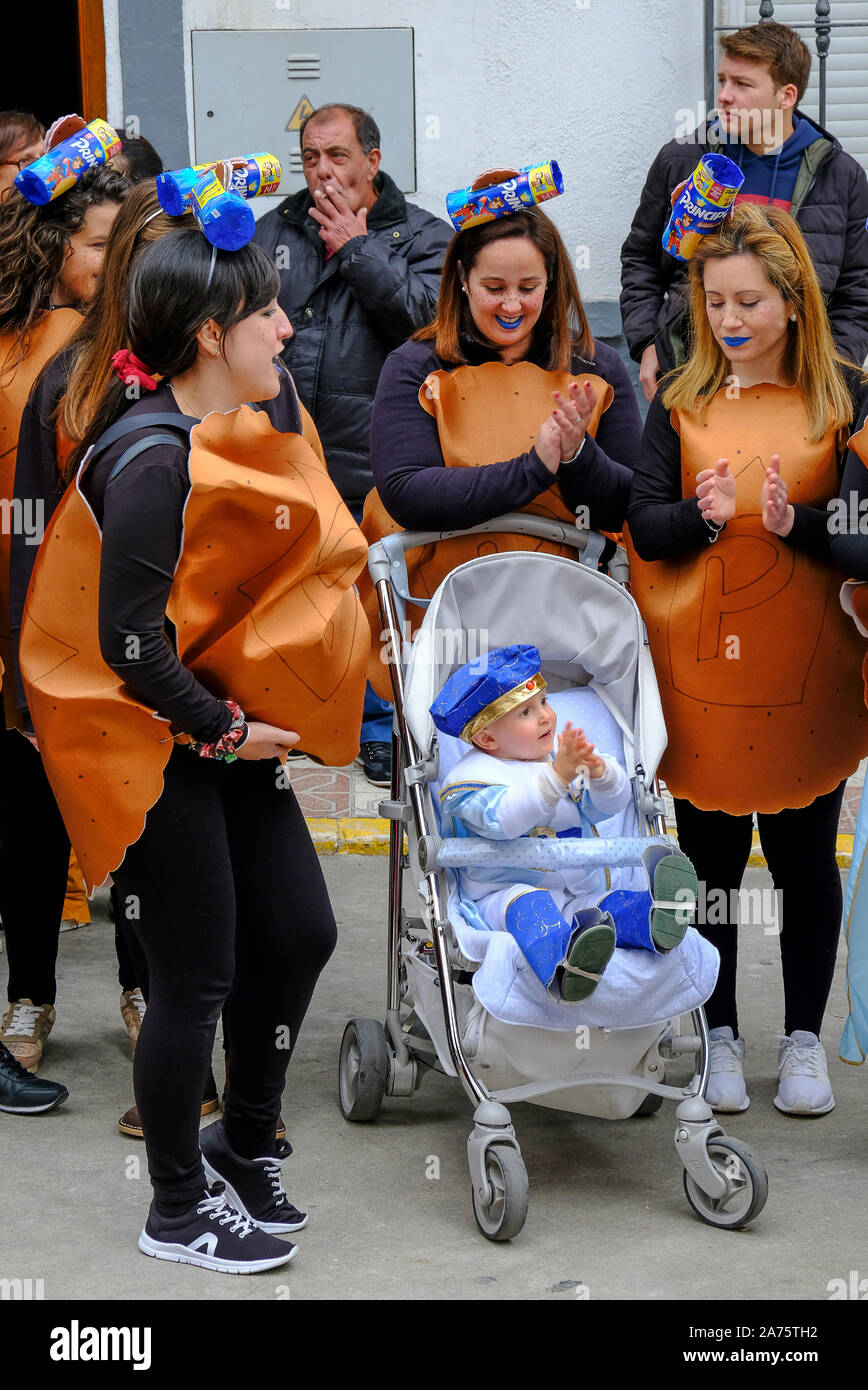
369;334;643;534
830;395;868;580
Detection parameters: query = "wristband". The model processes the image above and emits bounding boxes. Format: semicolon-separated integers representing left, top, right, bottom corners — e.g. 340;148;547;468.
187;699;248;762
561;436;587;465
703;517;726;544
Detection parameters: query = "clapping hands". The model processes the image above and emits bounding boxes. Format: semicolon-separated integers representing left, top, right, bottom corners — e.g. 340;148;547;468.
695;458;737;526
553;721;605;784
760;454;793;536
695;454;792;536
535;380;598;473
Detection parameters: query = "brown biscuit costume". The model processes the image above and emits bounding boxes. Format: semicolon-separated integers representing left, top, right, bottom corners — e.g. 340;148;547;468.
20;404;368;891
626;387;868;814
0;309;81;722
359;360;612;699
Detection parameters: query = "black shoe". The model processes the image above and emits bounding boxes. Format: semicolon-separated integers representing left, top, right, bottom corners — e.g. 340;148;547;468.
120;1068;220;1137
0;1041;68;1114
138;1183;297;1274
357;740;391;787
200;1118;308;1234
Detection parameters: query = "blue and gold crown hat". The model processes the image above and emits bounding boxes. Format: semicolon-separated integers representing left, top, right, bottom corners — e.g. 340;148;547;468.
430;644;546;743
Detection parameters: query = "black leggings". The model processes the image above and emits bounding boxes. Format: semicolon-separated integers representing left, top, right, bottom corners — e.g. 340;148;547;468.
0;727;71;1004
0;728;141;1001
673;782;846;1038
113;745;337;1214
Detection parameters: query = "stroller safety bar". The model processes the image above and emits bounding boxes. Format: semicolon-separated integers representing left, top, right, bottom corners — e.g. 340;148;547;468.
436;833;676;872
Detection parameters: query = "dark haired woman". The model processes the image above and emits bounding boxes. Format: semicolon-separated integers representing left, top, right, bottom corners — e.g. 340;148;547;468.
360;182;642;684
20;229;367;1273
0;163;130;1075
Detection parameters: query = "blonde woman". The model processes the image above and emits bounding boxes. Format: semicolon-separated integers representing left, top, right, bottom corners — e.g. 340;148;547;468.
627;203;868;1118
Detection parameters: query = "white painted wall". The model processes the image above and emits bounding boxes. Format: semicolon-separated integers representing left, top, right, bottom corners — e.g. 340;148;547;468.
103;0;124;128
174;0;706;304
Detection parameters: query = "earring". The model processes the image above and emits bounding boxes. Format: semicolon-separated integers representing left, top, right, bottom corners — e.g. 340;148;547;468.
460;285;467;295
789;314;797;321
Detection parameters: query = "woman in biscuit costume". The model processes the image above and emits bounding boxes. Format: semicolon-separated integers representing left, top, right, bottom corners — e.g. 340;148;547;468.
361;167;642;696
0;155;130;1087
627;203;868;1118
20;229;368;1274
11;182;332;1133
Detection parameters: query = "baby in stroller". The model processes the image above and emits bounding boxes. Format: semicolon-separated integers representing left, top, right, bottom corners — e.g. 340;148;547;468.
433;644;698;1005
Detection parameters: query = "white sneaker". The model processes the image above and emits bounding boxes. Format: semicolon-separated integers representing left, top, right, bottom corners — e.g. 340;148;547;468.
774;1031;835;1116
704;1026;749;1112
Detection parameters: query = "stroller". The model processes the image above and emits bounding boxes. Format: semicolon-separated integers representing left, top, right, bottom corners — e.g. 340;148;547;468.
338;515;769;1240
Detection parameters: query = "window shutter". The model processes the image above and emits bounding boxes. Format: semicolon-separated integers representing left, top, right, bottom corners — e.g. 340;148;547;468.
718;2;868;172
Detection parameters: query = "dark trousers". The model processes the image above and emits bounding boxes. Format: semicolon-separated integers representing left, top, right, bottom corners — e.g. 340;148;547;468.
0;727;141;1002
673;782;846;1038
113;745;337;1214
0;728;69;1003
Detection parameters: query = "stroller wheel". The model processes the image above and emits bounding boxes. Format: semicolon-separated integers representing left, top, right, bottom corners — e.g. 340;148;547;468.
632;1089;664;1117
682;1136;768;1230
338;1019;390;1122
471;1144;529;1242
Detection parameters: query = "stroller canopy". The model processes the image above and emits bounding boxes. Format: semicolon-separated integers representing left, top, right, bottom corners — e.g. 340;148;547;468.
403;551;667;782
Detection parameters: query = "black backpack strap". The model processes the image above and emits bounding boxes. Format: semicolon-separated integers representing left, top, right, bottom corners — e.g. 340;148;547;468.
106;433;194;484
89;411;197;459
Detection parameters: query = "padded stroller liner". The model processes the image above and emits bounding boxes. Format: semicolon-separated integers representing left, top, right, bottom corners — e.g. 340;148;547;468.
433;688;719;1032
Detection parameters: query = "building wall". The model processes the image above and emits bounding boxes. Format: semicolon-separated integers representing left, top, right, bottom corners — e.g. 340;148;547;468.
110;0;706;341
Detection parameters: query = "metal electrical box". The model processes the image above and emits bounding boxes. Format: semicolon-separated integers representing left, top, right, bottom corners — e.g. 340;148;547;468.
191;28;416;197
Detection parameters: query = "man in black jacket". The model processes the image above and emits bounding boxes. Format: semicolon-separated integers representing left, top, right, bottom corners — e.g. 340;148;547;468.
254;103;452;784
620;21;868;402
254;103;451;508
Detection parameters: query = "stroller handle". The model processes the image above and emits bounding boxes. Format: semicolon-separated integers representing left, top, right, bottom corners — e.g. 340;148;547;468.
368;514;624;590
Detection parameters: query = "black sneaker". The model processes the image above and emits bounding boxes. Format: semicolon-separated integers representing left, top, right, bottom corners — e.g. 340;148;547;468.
138;1183;297;1274
0;1041;68;1114
357;740;391;787
200;1119;308;1233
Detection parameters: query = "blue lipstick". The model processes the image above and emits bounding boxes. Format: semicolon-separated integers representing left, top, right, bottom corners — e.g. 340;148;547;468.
495;315;524;331
723;336;751;346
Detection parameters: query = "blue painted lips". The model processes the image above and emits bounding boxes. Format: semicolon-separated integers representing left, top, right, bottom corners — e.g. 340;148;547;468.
723;336;751;346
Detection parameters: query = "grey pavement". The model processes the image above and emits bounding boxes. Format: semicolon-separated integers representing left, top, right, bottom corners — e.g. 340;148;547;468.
1;857;866;1303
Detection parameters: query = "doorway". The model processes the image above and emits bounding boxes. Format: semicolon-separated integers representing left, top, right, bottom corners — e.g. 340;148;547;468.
3;0;106;128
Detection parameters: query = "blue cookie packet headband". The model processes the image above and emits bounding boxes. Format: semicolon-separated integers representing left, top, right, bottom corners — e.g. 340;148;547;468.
157;153;282;216
446;161;564;231
430;644;546;742
15;115;121;206
157;153;283;249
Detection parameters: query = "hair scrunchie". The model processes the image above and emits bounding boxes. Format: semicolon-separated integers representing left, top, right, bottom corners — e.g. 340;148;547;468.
111;349;159;392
